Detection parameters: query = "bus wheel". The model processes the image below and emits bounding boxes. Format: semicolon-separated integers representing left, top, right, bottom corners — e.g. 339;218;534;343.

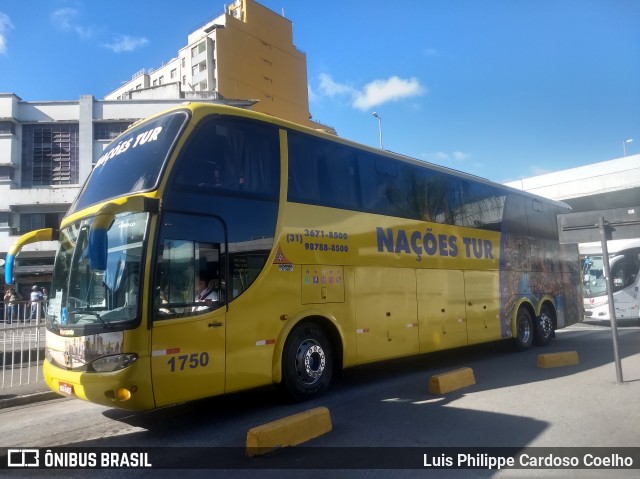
514;308;534;351
281;322;333;401
534;305;555;346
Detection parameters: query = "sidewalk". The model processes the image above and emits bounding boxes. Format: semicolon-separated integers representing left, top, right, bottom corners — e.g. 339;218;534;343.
0;367;60;409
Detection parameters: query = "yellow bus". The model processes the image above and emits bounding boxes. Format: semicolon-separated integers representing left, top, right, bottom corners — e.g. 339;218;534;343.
5;103;582;410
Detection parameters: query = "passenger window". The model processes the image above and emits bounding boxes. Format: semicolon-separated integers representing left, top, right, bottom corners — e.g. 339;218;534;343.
611;255;639;292
173;117;279;198
288;131;361;210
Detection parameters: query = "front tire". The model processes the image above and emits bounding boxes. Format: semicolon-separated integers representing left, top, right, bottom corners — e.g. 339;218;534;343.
281;322;333;401
534;305;555;346
514;308;534;351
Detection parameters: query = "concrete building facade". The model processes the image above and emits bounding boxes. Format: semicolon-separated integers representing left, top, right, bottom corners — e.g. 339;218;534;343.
504;154;640;213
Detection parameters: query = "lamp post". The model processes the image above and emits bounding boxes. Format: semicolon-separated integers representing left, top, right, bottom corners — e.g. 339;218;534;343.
623;138;633;157
372;112;383;149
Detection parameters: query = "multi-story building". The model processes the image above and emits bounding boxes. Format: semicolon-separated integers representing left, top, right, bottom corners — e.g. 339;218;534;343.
0;93;253;298
106;0;330;132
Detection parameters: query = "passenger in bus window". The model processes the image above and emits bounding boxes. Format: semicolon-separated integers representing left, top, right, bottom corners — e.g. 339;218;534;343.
612;260;634;290
194;276;219;311
155;286;172;315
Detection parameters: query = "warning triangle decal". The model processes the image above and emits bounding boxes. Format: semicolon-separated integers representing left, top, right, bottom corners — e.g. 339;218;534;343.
273;245;292;264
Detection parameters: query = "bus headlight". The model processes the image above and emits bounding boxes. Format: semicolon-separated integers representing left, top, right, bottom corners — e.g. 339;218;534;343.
90;354;138;372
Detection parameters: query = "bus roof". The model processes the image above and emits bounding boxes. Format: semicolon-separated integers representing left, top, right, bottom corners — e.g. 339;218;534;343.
106;102;574;212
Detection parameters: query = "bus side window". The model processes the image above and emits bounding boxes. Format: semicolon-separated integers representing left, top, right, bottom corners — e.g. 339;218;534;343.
174;133;231;189
152;213;226;320
612;257;636;291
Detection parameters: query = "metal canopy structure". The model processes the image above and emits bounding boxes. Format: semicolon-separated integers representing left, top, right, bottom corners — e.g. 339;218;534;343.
558;206;640;384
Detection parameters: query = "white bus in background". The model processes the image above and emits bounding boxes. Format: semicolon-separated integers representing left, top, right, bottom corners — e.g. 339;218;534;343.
581;239;640;321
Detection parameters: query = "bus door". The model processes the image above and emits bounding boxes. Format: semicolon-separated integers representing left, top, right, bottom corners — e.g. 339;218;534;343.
417;269;468;352
464;270;501;344
149;212;227;407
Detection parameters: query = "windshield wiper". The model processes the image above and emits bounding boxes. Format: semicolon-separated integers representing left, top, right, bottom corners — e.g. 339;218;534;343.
69;309;113;329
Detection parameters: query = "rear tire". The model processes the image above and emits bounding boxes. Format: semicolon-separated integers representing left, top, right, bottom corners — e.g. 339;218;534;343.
281;322;333;401
534;305;555;346
514;308;534;351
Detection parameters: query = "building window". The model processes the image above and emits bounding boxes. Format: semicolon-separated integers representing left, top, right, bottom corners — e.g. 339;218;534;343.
159;76;164;84
191;41;207;58
94;122;132;141
19;212;65;235
192;60;207;75
0;121;15;135
182;75;186;86
191;41;206;58
171;69;177;79
199;80;207;90
22;124;79;186
0;165;13;181
182;58;185;68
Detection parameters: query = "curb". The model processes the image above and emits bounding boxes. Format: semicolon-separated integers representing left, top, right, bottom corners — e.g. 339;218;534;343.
537;351;580;368
246;407;332;457
428;367;476;394
0;390;61;409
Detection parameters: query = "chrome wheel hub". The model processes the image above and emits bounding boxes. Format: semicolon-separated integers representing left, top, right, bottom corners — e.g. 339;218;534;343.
295;339;325;385
539;313;553;336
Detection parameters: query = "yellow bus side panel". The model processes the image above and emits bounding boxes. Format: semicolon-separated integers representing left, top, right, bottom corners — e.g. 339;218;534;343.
354;267;419;363
417;269;468;352
225;263;354;392
225;274;300;392
301;265;345;304
464;270;502;344
224;265;301;393
279;204;501;272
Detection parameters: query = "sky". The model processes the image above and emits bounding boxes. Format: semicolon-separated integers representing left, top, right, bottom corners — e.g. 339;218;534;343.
0;0;639;183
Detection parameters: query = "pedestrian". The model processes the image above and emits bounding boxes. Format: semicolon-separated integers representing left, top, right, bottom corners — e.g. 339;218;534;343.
30;285;43;320
5;288;21;323
41;288;49;317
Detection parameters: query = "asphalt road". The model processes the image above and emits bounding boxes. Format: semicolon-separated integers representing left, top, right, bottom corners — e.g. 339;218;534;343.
1;320;639;478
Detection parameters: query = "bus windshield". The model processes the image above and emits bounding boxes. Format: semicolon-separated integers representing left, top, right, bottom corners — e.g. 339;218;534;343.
583;253;640;298
582;255;608;298
67;110;189;215
47;212;149;331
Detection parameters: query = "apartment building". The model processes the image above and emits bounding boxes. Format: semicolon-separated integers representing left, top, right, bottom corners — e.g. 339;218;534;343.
107;0;330;133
